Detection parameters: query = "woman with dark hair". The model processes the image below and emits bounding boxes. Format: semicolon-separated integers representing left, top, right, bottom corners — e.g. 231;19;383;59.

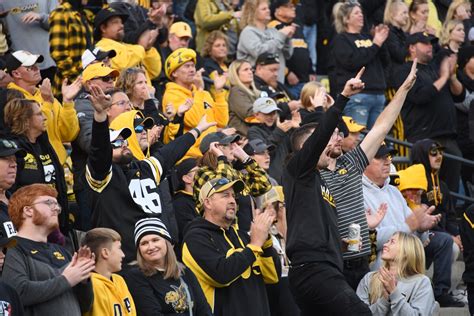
122;217;212;316
3;98;69;238
202;31;230;98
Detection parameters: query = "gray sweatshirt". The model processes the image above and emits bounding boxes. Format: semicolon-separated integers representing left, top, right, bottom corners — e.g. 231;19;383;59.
237;25;293;83
357;272;437;316
1;237;93;316
0;0;58;70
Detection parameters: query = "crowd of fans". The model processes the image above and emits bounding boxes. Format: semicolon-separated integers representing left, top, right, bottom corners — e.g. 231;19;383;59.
0;0;472;315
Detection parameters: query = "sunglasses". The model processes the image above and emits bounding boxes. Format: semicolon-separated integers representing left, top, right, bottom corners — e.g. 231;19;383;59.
111;139;128;149
206;178;231;198
134;125;145;133
93;75;115;83
429;148;444;157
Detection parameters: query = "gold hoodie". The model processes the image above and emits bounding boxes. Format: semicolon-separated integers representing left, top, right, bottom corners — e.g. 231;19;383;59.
84;272;136;316
162;82;228;159
110;110;148;160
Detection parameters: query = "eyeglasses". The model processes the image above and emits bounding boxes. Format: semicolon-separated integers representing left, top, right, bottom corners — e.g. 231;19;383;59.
30;200;62;214
112;100;132;107
331;131;345;140
92;75;115;83
111;138;128;149
206;178;231;198
134;125;145;133
429;148;444;157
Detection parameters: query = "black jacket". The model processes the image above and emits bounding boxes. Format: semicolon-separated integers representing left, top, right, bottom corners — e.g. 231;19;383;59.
385;25;408;88
332;32;388;95
182;217;280;316
284;94;349;269
8;133;70;234
461;204;474;283
412;139;459;236
254;75;293;121
247;123;290;184
85;119;195;262
393;61;464;142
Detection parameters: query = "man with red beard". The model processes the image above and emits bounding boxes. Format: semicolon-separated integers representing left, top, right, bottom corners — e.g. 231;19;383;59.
320;61;418;290
2;184;96;315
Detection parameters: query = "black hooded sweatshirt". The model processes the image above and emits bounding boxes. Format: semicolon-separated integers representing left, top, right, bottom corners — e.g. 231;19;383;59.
411;139;459;236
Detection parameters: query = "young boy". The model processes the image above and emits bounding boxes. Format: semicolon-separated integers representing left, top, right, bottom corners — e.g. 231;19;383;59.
82;228;136;316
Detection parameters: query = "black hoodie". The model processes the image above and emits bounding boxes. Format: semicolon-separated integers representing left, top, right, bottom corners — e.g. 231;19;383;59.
411;139;459;236
182;217;280;316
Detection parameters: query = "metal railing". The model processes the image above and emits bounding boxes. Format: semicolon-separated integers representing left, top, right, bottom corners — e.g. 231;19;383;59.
363;132;474;204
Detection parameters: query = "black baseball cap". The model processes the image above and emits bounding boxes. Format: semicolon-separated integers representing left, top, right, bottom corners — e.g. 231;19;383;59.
0;139;25;158
94;7;129;40
255;53;279;66
271;0;295;17
243;139;275;155
4;50;44;74
406;32;438;46
134;116;154;130
82;48;117;69
176;158;197;181
375;142;398;158
199;132;240;154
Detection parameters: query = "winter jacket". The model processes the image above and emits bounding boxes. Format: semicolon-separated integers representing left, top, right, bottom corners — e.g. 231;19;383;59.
385;26;408;89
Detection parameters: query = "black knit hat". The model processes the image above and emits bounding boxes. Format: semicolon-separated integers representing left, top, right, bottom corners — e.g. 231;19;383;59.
134;217;172;247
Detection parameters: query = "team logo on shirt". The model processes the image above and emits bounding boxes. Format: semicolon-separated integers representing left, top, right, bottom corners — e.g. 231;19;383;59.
338;168;348;175
53;251;65;260
203;101;212;109
354;39;374;48
0;300;12;316
320;184;336;207
165;284;189;313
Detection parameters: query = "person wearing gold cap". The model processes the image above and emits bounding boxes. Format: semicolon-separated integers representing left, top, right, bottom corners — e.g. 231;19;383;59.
341;115;365;153
162;48;229;159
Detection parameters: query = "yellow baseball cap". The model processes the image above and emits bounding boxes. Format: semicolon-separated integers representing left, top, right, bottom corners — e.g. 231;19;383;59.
342;116;365;133
165;48;197;79
199;178;244;206
169;21;193;38
397;164;428;192
82;62;119;83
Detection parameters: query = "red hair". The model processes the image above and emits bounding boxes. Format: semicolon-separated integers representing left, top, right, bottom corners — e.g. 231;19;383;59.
9;184;57;230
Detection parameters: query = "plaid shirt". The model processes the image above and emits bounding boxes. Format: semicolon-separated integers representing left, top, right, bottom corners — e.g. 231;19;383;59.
49;2;94;97
193;156;271;211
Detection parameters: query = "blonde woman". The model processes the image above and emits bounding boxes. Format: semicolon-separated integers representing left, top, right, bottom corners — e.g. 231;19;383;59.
298;81;334;120
227;59;261;135
406;0;437;35
115;67;155;110
384;0;410;89
237;0;293;82
445;0;471;24
356;232;437;315
122;218;212;315
440;19;466;53
331;0;389;128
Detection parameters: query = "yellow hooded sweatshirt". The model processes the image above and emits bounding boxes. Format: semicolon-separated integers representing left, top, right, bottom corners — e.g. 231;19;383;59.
7;82;79;165
110;110;148;160
162;82;228;159
95;38;162;83
84;272;137;316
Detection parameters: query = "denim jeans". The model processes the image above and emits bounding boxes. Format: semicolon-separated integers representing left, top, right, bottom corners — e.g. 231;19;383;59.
343;93;385;129
425;231;454;297
303;24;317;73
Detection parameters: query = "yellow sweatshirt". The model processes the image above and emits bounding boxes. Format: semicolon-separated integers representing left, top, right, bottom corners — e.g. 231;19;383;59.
162;82;229;159
84;272;136;316
96;38;162;82
110;110;147;160
7;82;79;165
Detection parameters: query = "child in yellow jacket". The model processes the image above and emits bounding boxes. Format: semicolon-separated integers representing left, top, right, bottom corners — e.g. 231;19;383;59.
82;228;136;316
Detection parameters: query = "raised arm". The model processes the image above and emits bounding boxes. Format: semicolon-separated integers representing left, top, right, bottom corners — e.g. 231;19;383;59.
288;68;366;178
360;60;418;160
